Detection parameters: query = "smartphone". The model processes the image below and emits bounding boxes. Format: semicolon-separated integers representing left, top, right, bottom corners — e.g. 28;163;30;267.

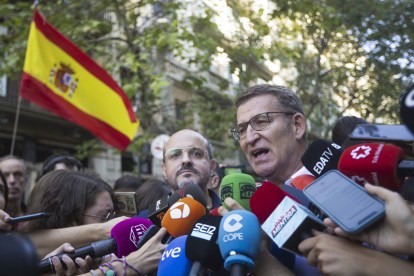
114;192;138;216
349;124;414;143
303;170;385;235
8;213;52;224
221;165;246;176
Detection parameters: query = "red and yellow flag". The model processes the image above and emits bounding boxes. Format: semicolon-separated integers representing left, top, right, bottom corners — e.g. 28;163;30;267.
20;9;139;151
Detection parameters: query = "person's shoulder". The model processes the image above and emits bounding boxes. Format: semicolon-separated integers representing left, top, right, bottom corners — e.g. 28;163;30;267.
133;209;149;219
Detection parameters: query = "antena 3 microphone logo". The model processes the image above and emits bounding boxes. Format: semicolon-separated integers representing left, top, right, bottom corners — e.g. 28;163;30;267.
130;224;148;247
351;146;371;159
170;202;190;219
223;214;244;242
271;206;297;238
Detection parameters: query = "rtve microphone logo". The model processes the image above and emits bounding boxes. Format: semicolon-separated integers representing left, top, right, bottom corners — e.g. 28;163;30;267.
351;146;371;159
223;214;243;232
170;202;190;219
130;224;148;247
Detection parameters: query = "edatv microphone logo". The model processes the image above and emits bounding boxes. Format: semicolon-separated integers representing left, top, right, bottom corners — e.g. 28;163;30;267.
170;202;190;219
130;224;148;246
351;146;371;159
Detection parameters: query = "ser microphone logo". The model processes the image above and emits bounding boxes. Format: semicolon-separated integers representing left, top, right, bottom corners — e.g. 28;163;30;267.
169;202;190;219
130;224;148;246
191;223;216;241
351;146;371;159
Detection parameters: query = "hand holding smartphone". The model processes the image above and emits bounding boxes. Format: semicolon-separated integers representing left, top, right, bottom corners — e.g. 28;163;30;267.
8;213;52;224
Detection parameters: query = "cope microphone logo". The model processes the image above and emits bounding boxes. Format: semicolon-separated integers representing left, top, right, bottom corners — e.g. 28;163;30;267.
240;183;256;199
351;146;371;159
169;202;190;219
130;224;148;246
223;214;244;242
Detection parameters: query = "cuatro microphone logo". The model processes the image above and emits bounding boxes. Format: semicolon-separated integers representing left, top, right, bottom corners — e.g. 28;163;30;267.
169;202;190;219
350;146;371;159
223;214;243;232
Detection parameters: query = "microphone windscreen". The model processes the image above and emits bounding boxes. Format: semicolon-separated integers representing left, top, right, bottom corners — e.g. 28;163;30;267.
111;218;152;257
162;197;206;238
209;207;220;216
400;84;414;134
250;181;301;224
289;174;316;191
218;210;261;272
169;184;207;207
301;139;344;177
185;214;224;271
158;235;193;276
338;143;405;191
220;173;256;211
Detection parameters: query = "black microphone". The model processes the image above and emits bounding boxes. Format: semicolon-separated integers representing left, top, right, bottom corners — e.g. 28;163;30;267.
148;194;170;228
301;139;344;177
185;214;224;276
168;184;207;208
400;84;414;135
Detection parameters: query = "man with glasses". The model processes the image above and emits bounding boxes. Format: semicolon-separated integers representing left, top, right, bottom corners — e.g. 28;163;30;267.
162;129;221;210
0;155;28;218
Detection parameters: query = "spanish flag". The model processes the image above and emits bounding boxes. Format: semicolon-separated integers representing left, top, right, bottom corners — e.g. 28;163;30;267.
20;8;139;151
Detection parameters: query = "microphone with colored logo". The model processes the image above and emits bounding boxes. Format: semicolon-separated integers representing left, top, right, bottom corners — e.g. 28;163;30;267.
250;181;301;224
157;235;193;276
400;84;414;135
185;214;224;275
289;174;316;190
161;197;206;243
338;143;414;191
38;218;152;274
218;210;261;276
259;186;325;256
148;194;170;228
169;184;208;209
301;139;344;177
220;173;257;211
209;207;220;216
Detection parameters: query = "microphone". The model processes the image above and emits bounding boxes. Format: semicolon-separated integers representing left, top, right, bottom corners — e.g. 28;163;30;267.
301;139;344;177
157;235;193;276
210;207;220;216
185;214;224;275
161;197;206;240
220;173;257;211
260;186;325;256
338;143;413;191
218;210;261;275
400;84;414;134
169;184;208;208
250;181;301;224
39;218;152;274
148;194;170;228
289;174;316;190
282;185;324;220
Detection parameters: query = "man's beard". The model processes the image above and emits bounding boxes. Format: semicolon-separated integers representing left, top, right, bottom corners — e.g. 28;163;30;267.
166;165;208;191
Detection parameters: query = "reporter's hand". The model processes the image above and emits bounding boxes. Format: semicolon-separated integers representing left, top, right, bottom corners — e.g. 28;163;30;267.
0;209;12;231
218;197;245;216
43;243;93;276
324;183;414;256
99;216;129;239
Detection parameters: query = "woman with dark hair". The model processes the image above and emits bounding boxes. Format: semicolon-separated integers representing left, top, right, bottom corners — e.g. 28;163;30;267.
24;170;115;232
136;179;170;214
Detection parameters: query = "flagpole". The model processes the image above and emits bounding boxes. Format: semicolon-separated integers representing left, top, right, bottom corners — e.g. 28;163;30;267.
10;96;22;156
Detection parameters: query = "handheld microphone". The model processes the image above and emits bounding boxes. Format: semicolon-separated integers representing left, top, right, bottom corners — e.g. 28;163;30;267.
250;181;301;224
148;194;170;228
161;197;206;239
301;139;344;177
400;84;414;134
281;185;325;220
220;173;257;211
38;218;152;274
218;210;261;275
158;235;193;276
1;233;39;276
260;186;325;256
185;214;224;275
289;174;316;190
338;143;413;191
209;207;220;216
169;184;207;208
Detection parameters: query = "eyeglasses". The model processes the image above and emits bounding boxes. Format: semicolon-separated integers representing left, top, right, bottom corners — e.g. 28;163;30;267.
165;147;209;162
83;211;116;222
230;112;293;140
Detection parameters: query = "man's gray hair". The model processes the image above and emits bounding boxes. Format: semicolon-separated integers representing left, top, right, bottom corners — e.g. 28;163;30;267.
0;155;27;174
235;84;307;141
